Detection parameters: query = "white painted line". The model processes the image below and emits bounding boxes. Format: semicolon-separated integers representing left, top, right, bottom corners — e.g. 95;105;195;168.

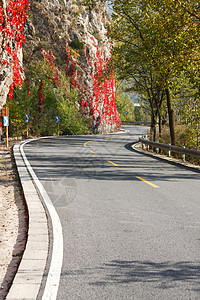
20;139;63;300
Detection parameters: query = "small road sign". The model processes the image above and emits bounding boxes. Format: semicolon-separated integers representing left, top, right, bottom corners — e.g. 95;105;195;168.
4;116;9;127
126;111;129;115
26;114;29;123
55;116;60;124
2;107;9;117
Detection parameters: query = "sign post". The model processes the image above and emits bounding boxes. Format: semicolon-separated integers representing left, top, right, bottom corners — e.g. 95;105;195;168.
55;110;60;136
0;112;2;142
3;107;9;147
26;108;29;138
125;111;129;122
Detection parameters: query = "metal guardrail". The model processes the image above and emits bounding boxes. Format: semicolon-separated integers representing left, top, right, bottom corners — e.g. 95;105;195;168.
122;121;151;125
139;137;200;159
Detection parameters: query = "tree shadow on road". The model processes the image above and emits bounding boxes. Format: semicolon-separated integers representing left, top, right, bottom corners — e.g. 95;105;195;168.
88;260;200;290
61;259;200;293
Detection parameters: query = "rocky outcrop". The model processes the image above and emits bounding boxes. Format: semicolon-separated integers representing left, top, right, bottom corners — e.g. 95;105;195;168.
24;0;110;59
24;0;120;132
0;46;23;109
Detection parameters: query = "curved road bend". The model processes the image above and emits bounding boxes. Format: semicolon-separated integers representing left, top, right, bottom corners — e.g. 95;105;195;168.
24;126;200;300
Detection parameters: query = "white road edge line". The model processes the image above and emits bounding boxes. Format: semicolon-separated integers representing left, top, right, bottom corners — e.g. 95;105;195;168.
20;138;63;300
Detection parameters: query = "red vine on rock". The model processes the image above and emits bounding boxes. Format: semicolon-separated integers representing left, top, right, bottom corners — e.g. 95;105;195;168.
65;38;121;131
0;0;30;99
40;49;61;86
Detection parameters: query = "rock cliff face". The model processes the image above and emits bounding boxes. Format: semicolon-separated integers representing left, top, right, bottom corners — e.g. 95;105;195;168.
24;0;110;61
24;0;120;132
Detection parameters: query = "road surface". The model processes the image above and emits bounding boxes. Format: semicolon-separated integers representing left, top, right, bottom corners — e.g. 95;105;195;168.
24;126;200;300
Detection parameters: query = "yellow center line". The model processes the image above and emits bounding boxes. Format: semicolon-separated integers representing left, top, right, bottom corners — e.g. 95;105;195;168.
84;139;103;147
107;160;119;167
90;150;97;155
136;177;159;188
84;140;160;185
83;136;119;148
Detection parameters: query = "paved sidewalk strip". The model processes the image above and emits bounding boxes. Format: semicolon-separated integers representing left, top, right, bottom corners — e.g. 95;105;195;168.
6;144;49;300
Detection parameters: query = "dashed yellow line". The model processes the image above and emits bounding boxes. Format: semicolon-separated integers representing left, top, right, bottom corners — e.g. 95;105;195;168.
84;137;119;148
84;140;159;187
84;139;102;147
136;177;159;188
107;160;119;167
90;150;97;155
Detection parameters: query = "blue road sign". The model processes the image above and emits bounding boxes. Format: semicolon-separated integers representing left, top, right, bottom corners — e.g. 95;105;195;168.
4;116;9;126
26;114;29;123
125;111;129;115
55;116;60;124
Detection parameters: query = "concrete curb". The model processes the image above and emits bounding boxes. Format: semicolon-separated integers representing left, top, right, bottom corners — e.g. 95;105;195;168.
109;129;129;135
6;143;49;300
132;142;200;172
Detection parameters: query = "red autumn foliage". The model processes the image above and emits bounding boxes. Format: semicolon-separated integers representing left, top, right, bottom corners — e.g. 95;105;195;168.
0;0;30;99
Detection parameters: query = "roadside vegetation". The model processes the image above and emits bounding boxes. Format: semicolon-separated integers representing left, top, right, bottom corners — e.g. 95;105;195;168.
109;0;199;149
5;58;93;137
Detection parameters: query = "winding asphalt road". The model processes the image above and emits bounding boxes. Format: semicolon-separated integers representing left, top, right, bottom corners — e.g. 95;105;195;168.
24;126;200;300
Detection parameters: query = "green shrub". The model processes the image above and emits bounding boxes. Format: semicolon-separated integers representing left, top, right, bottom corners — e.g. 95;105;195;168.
6;60;92;138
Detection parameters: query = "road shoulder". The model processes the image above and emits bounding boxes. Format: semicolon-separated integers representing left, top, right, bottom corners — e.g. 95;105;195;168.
6;143;49;300
0;146;28;299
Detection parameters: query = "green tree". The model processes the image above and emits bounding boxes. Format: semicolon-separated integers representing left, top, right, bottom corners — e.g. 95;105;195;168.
107;0;199;145
115;92;135;122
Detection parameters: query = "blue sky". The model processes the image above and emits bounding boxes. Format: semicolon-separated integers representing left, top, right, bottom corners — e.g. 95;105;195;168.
106;1;113;16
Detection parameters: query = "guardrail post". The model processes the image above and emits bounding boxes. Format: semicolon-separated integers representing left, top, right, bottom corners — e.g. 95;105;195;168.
182;146;186;161
168;144;171;157
141;136;144;148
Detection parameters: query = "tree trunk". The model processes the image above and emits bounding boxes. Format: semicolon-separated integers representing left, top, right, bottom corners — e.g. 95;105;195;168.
166;88;175;145
150;113;156;141
158;113;162;140
153;117;157;142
